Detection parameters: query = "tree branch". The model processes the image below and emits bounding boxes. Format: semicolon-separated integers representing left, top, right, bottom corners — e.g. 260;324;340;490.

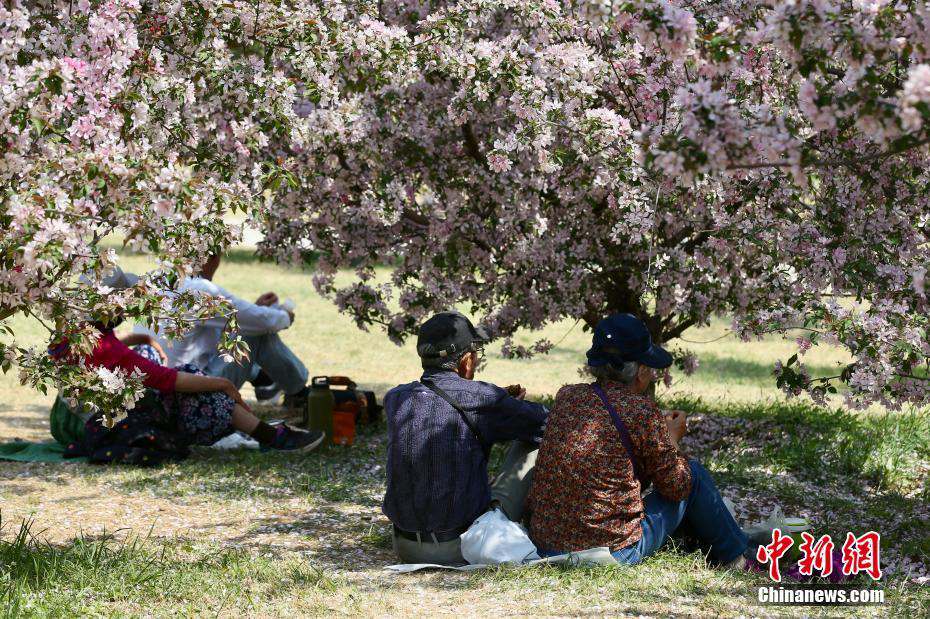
727;136;930;171
461;122;489;171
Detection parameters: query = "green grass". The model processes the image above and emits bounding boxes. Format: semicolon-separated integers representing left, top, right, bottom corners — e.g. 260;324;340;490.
0;518;343;617
474;555;925;617
665;396;930;494
660;398;930;576
1;248;929;616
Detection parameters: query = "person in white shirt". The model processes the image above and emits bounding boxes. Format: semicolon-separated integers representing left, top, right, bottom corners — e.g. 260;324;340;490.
148;255;311;410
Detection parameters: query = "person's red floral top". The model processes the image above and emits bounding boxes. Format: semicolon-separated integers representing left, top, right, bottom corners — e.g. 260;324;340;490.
528;380;691;552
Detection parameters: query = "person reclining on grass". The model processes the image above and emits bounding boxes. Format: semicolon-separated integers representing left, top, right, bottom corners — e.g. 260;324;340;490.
382;311;549;565
527;313;760;571
55;267;324;465
139;254;312;411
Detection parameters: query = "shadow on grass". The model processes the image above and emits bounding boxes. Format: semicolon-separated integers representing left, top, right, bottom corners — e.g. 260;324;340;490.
0;404;55;414
685;354;845;385
0;417;52;432
712;462;930;561
0;404;56;429
0;483;103;506
0;404;56;441
6;389;928;598
666;396;930;489
87;423;389;506
0;462;98;489
231;502;397;569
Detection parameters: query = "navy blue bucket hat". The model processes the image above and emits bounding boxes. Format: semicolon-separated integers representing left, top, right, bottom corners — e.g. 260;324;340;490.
586;313;672;369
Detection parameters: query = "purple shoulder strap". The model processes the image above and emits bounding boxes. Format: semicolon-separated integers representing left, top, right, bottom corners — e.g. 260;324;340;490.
591;383;645;484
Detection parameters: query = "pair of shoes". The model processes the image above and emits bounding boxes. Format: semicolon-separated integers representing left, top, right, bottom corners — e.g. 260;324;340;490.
738;548;855;583
782;549;855;583
267;425;325;452
251;369;281;402
282;386;309;412
254;382;282;402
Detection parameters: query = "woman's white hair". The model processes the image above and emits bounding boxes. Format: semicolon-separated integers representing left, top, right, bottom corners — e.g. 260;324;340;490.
586;360;640;384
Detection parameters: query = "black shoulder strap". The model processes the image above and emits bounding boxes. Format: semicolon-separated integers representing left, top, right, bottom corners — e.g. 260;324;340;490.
421;379;491;459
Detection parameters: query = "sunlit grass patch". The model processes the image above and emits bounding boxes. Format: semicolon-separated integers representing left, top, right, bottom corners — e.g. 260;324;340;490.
478;551;769;616
0;517;343;617
665;396;930;494
473;550;921;617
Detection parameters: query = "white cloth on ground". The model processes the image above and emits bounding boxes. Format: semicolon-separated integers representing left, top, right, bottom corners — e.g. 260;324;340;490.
384;547;616;573
209;432;260;450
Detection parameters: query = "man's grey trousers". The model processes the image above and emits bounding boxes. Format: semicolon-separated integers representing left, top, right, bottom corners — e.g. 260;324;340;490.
205;332;308;395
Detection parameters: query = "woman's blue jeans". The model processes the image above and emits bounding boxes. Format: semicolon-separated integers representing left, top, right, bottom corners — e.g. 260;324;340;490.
612;459;748;566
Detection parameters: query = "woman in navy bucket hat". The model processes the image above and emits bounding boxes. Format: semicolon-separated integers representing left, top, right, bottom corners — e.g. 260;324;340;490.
528;313;764;573
586;313;673;371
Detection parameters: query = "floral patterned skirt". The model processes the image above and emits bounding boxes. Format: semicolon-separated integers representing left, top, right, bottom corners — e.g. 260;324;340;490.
164;363;236;446
65;347;236;466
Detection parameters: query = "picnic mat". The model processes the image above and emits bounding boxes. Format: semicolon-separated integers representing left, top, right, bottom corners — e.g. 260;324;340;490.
0;440;87;463
0;396;86;463
0;432;261;462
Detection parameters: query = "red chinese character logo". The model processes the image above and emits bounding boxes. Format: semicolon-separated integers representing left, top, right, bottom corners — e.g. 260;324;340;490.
797;532;835;577
756;528;794;582
841;531;882;580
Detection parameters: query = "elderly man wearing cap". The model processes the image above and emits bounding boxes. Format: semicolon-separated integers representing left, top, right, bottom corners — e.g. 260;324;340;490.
382;311;549;565
527;313;757;571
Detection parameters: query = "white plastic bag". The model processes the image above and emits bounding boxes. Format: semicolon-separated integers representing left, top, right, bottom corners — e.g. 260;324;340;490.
460;508;540;565
742;506;810;543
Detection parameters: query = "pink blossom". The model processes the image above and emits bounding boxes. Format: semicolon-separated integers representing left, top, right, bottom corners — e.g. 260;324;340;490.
487;152;512;173
900;64;930;131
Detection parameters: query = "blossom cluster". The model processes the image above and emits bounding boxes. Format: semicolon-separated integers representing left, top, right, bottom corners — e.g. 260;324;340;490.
2;0;262;412
261;0;930;408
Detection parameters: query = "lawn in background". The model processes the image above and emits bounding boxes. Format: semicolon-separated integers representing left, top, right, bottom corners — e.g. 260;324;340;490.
0;247;855;409
1;250;928;617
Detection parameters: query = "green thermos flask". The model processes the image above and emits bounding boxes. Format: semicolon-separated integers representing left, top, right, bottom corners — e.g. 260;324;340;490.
306;376;334;443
